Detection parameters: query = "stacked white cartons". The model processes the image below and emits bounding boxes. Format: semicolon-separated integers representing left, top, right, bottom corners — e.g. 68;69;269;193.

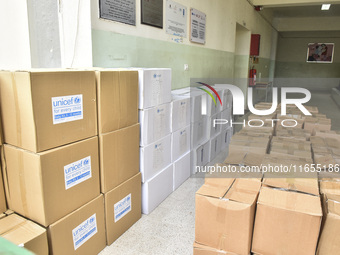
171;93;191;191
137;68;173;214
214;85;234;152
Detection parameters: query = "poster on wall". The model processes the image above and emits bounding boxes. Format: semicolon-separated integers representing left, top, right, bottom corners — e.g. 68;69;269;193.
190;8;206;44
166;0;187;37
307;43;334;63
141;0;163;28
99;0;136;26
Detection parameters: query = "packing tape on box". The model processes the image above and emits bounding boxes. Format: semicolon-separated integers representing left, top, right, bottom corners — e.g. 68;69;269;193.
218;234;228;252
18;152;29;215
11;73;22;147
216;200;227;224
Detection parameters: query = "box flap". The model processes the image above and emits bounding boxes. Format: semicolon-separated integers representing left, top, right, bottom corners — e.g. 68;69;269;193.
196;178;234;198
0;214;25;235
327;199;340;216
258;187;322;216
193;242;236;254
225;179;261;205
263;176;319;196
320;180;340;202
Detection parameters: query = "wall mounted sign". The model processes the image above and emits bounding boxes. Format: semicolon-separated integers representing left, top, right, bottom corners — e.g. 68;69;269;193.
307;43;334;63
166;0;187;37
141;0;163;28
99;0;136;26
190;8;206;44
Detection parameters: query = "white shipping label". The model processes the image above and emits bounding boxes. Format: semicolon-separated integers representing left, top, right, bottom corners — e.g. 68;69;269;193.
153;142;164;169
72;214;97;250
114;194;132;222
52;94;83;124
178;101;187;125
154;107;166;139
179;129;188;154
151;73;162;105
64;156;92;190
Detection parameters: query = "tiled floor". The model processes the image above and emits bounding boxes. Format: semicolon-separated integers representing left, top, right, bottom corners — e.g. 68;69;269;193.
100;91;340;255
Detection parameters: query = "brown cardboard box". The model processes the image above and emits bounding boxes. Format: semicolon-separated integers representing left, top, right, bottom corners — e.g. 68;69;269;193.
263;174;319;196
2;137;100;227
275;128;311;141
270;138;312;159
48;195;106;255
237;128;273;136
317;199;340;255
312;130;340;141
224;151;265;167
0;213;48;255
195;178;261;255
99;124;139;193
0;157;7;214
104;173;141;245
304;116;331;132
231;133;271;143
252;187;322;255
96;70;138;134
229;139;269;154
0;70;97;153
193;242;237;255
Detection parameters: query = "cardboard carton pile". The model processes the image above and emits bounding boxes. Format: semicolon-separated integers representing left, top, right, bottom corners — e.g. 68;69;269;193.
194;102;340;255
0;69;141;254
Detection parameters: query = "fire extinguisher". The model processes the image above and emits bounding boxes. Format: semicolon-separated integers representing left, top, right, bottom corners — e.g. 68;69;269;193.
249;66;257;86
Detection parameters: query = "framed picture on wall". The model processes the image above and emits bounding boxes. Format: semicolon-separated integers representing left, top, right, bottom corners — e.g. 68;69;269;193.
307;43;334;63
141;0;163;28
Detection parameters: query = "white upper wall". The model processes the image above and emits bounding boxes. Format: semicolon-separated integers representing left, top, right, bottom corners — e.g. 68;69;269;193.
0;0;31;69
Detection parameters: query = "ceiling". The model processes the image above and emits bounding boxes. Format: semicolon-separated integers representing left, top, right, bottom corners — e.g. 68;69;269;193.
268;4;340;18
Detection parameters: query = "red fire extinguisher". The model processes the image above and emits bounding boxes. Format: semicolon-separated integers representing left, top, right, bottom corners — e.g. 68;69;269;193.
249;66;257;86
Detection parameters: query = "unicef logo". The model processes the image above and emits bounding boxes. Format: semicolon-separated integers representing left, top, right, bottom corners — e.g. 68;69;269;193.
74;97;81;104
83;159;89;165
153;74;157;78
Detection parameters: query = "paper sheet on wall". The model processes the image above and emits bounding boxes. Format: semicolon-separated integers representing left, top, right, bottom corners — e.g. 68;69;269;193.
100;0;136;26
166;0;187;37
190;8;206;44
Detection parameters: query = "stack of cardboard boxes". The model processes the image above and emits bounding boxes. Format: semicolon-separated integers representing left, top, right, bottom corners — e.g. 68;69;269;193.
95;69;141;246
0;69;142;254
137;68;173;214
194;102;340;254
172;85;233;174
0;70;105;254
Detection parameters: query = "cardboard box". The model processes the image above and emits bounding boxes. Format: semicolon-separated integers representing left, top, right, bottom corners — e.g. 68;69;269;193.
220;108;232;127
95;69;138;134
209;112;222;138
237;128;273;136
171;125;190;162
209;133;222;161
229;139;269;155
191;117;209;148
185;90;205;123
221;127;233;150
304;117;331;132
224;151;265;167
137;68;172;109
194;140;211;167
252;187;322;255
231;133;271;143
263;175;319;196
312;130;340;141
195;178;261;255
104;173;141;245
213;85;233;111
0;213;48;255
99;124;140;193
140;135;172;183
173;152;191;191
270;138;312;159
276;128;311;141
139;103;171;146
142;164;173;214
0;160;7;214
48;195;106;255
193;242;236;255
171;95;191;132
0;70;97;153
317;199;340;255
320;180;340;202
2;137;100;226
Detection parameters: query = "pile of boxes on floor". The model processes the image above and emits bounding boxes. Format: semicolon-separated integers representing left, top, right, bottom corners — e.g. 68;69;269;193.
194;102;340;255
172;84;234;172
0;68;142;255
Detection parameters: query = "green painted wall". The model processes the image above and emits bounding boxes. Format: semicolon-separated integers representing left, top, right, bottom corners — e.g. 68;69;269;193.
92;29;235;90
